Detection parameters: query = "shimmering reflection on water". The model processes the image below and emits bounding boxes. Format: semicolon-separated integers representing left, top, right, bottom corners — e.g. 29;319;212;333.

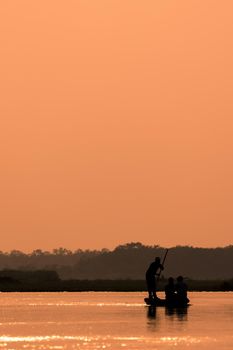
0;292;232;349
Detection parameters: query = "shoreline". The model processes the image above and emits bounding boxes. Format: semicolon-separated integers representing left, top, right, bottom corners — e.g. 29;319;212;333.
0;278;233;292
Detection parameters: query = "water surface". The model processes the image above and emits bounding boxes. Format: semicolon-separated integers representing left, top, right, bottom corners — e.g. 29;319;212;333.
0;292;232;349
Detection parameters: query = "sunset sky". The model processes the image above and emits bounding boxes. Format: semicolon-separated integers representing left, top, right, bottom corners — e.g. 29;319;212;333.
1;1;233;252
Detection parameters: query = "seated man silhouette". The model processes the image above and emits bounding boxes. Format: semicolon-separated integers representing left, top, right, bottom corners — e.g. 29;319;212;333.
146;257;164;300
175;276;189;304
165;277;176;303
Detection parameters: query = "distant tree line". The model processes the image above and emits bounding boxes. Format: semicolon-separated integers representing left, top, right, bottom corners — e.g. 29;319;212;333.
0;242;232;280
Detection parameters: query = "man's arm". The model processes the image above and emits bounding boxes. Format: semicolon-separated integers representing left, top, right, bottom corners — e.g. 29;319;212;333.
155;264;164;276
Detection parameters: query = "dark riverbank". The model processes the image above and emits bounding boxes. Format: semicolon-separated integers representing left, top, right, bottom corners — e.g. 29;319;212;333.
1;244;233;280
0;270;233;292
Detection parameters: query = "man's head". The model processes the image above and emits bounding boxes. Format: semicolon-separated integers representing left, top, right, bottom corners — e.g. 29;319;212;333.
155;257;161;263
177;275;183;282
168;277;174;284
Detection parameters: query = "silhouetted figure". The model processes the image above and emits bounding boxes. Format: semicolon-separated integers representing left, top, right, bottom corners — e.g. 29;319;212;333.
165;277;176;303
175;276;189;304
146;257;164;300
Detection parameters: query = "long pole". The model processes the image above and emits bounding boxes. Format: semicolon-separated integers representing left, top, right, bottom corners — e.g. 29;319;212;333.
162;248;169;266
157;248;169;283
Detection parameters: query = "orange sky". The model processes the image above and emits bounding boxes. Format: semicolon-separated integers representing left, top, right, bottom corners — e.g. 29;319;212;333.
1;1;233;251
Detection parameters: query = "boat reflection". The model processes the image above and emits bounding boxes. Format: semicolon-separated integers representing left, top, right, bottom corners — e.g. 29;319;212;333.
165;306;188;320
146;305;189;322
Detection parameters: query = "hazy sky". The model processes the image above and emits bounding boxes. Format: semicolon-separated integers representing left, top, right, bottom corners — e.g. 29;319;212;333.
1;1;233;251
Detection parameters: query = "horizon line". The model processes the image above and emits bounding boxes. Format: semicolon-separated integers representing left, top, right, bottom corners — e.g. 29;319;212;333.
1;242;233;254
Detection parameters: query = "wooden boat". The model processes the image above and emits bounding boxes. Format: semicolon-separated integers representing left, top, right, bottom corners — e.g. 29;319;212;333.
144;297;190;307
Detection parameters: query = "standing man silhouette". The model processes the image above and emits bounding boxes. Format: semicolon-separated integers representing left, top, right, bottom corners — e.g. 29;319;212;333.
146;257;164;300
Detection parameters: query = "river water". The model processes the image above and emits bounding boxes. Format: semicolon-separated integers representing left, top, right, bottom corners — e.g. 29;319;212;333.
0;292;232;349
